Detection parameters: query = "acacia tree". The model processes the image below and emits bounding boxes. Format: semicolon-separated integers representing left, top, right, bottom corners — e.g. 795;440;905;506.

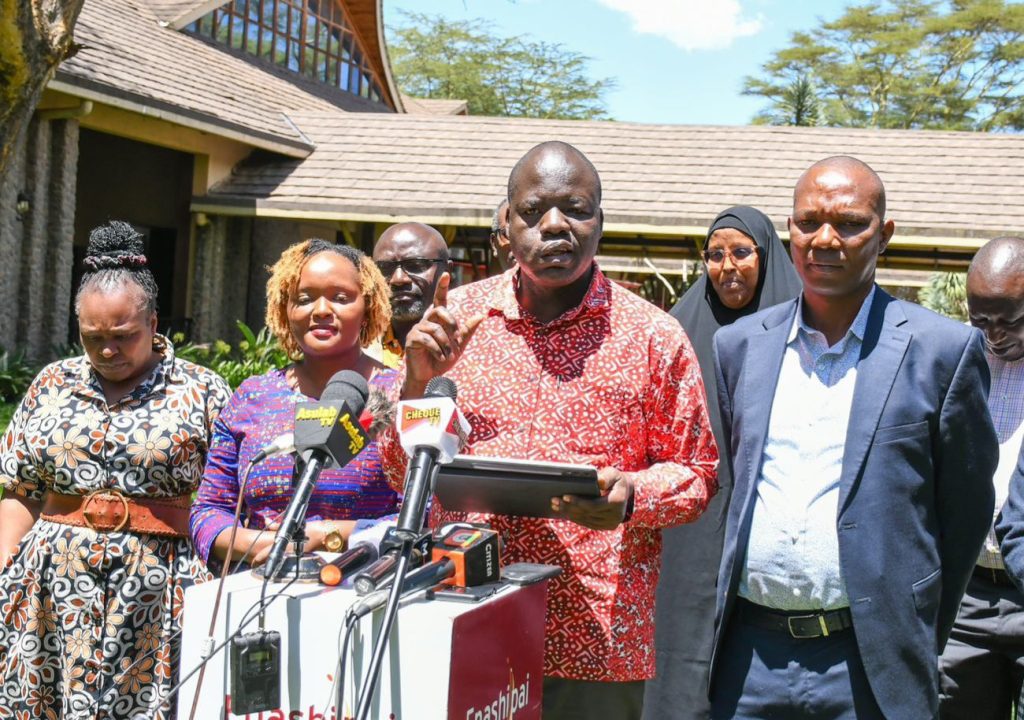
387;12;614;120
744;0;1024;130
0;0;84;178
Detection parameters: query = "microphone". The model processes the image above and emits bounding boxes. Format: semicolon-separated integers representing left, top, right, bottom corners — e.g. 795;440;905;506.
430;525;501;587
263;370;371;580
360;386;397;440
393;377;470;541
251;433;294;464
253;385;392;465
351;529;431;595
348;558;457;619
318;542;378;586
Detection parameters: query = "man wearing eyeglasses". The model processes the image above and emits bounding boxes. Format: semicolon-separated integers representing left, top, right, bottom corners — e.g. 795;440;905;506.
372;222;452;368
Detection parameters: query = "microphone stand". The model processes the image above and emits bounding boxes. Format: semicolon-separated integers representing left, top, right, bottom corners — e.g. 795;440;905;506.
254;460;325;582
353;539;416;720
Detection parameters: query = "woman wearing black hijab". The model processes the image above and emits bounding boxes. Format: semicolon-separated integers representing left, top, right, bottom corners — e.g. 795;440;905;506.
644;206;802;719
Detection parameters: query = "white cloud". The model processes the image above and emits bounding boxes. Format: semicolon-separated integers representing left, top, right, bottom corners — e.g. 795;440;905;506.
596;0;763;51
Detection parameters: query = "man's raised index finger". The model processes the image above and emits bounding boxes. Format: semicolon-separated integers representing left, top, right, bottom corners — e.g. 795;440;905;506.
432;272;451;308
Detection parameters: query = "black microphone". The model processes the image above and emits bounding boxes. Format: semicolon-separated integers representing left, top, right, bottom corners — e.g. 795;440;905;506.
263;370;371;580
351;528;430;595
319;542;378;586
348;558;457;618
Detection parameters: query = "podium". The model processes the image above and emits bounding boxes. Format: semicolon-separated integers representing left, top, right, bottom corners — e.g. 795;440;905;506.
176;565;548;720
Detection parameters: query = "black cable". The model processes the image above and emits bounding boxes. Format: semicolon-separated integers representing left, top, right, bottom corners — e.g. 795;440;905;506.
188;458;264;720
354;540;414;720
326;612;359;718
148;575;299;719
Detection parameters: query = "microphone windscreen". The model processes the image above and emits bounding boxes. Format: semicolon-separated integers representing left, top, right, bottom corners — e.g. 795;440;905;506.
425;376;457;400
364;387;397;439
321;370;370;412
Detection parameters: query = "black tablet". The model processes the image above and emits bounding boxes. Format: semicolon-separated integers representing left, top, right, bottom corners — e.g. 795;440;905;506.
434;455;600;519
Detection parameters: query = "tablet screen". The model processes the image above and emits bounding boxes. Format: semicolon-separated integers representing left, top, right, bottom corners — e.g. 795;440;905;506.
434;455;600;519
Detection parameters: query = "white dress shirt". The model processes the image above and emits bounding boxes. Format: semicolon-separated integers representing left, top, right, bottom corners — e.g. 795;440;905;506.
739;288;876;611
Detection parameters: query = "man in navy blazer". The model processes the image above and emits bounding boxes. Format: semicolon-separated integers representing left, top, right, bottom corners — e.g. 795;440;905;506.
996;443;1024;590
709;156;997;719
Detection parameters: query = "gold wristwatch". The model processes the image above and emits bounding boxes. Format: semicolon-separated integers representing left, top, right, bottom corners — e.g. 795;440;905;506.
323;523;345;553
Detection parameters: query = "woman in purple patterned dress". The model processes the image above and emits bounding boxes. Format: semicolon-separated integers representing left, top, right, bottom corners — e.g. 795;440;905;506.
191;239;400;569
0;221;231;720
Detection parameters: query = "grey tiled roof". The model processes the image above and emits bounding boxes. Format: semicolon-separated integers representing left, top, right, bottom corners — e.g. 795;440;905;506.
400;95;469;116
202;112;1024;244
54;0;392;157
145;0;212;25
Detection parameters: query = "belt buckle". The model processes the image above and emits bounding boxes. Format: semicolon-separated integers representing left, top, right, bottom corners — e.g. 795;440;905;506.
82;488;130;532
787;612;829;638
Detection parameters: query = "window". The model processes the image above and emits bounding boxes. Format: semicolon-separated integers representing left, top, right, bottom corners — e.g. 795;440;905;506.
189;0;387;104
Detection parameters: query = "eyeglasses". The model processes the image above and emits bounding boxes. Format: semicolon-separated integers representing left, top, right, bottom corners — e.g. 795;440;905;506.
375;258;447;278
702;246;761;265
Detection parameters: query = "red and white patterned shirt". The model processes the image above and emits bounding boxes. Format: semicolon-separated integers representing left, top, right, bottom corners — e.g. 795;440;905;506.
380;266;718;681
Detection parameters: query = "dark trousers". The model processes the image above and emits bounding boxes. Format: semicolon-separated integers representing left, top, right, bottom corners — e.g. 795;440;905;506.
939;572;1024;720
542;676;645;720
710;618;884;720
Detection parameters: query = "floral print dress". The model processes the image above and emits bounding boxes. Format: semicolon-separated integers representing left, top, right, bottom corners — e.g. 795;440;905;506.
0;343;230;720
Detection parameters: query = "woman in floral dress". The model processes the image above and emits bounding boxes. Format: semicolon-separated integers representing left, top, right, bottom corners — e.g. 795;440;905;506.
0;221;230;720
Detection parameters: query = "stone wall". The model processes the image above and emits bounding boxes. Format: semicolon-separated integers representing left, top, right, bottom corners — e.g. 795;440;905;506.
0;117;79;363
245;218;303;332
190;215;254;343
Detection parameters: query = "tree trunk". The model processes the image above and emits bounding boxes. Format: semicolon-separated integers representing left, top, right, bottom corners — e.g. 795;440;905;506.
0;0;84;178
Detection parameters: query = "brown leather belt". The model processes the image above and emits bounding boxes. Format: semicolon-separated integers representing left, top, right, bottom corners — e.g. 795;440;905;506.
41;489;191;538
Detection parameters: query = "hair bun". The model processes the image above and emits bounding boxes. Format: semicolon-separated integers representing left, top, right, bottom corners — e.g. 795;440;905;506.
84;220;148;271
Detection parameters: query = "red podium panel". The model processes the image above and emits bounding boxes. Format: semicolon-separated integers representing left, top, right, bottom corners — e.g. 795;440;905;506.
447;584;546;719
178;570;548;720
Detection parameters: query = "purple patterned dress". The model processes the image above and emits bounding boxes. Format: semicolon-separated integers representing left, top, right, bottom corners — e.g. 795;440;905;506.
190;368;400;564
0;343;231;720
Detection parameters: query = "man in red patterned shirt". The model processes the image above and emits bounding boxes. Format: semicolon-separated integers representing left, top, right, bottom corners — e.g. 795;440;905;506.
380;141;718;718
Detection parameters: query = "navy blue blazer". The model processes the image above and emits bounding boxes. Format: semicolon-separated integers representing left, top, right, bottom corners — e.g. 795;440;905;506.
709;288;997;719
994;443;1024;590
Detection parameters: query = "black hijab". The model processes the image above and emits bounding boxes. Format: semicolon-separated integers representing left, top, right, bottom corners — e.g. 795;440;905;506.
670;205;803;391
645;206;802;719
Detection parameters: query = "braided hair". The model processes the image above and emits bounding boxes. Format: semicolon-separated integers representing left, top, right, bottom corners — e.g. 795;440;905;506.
265;238;392;360
74;221;159;315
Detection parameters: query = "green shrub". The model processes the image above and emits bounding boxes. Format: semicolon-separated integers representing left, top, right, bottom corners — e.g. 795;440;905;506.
919;272;968;322
0;348;37;402
174;321;289;389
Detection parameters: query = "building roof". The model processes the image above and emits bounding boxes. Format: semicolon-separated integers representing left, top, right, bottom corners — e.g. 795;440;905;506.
53;0;395;158
197;112;1024;251
145;0;213;25
400;95;469;116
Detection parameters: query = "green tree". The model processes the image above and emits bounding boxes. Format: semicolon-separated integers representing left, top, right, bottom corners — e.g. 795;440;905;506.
387;12;614;120
919;271;969;320
744;0;1024;130
0;0;84;178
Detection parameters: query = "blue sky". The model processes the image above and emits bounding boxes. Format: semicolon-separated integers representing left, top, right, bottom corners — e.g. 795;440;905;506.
382;0;851;126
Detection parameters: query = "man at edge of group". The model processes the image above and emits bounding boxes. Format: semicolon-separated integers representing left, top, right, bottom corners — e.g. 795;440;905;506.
944;236;1024;718
489;197;514;271
709;155;997;719
379;141;719;719
371;222;452;368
